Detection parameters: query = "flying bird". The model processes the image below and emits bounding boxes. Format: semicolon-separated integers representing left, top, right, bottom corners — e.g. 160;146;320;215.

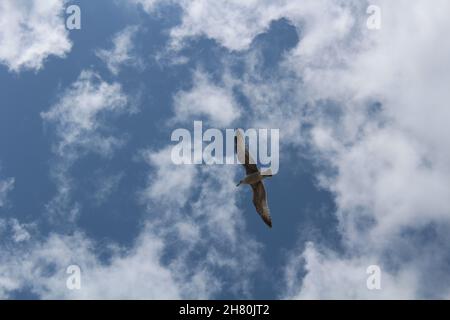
235;130;273;228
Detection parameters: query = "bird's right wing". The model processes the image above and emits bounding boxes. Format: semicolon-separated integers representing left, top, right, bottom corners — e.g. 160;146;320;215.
252;182;272;228
235;130;259;174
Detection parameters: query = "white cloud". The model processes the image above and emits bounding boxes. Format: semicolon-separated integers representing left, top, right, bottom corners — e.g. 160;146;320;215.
44;164;80;223
42;70;129;157
9;219;32;242
168;0;283;51
0;0;72;72
277;1;450;299
92;172;124;205
141;147;197;209
172;70;240;127
0;231;184;299
0;218;33;243
285;243;418;299
0;177;14;208
96;26;142;75
137;0;357;53
41;70;131;221
131;0;162;13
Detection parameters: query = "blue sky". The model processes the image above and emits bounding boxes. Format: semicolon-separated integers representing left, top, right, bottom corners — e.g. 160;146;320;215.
1;0;450;299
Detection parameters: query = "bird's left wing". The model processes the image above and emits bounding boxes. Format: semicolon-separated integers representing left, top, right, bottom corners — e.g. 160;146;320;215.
252;182;272;228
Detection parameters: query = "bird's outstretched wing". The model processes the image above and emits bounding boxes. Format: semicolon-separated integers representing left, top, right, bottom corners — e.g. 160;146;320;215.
251;181;272;228
234;130;259;174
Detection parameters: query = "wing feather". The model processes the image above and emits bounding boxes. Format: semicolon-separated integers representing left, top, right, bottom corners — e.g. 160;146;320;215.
234;130;259;174
251;182;272;228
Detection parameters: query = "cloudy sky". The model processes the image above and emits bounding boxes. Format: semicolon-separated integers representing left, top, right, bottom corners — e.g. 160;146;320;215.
1;0;450;299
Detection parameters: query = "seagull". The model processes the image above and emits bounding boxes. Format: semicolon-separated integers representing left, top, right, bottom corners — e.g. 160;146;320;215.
235;130;273;228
